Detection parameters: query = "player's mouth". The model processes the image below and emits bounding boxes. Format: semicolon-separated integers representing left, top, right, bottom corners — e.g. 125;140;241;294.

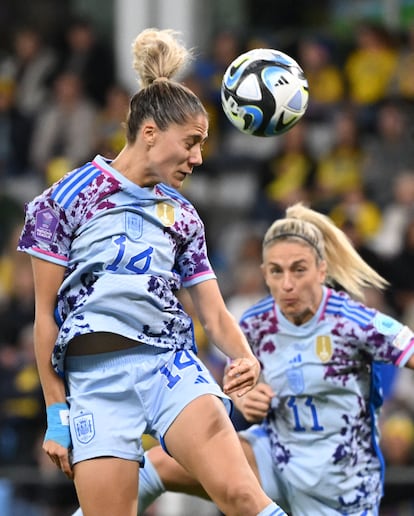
282;298;298;305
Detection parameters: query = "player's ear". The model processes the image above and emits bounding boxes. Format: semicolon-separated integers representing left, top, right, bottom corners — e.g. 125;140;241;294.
142;121;158;147
318;259;327;284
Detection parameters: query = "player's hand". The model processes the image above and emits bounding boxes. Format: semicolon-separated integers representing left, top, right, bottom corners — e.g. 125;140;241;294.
44;402;73;479
43;439;74;479
236;382;275;423
222;355;261;397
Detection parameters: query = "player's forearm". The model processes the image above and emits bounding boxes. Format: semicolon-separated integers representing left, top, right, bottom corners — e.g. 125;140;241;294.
33;317;66;405
188;280;255;360
208;310;253;360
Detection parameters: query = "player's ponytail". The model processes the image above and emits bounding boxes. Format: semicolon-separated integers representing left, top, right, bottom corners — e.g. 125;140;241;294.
126;28;207;142
263;203;388;301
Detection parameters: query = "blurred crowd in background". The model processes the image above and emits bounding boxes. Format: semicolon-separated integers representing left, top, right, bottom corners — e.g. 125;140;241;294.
1;12;414;515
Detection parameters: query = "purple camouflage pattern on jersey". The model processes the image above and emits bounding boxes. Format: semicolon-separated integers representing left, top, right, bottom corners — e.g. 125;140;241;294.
18;157;216;375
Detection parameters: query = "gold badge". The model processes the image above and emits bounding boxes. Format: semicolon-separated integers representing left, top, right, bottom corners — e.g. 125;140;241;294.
316;335;332;362
156;202;175;226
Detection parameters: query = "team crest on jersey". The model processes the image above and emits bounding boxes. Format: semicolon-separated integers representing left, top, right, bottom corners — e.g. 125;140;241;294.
125;212;143;241
74;412;95;444
286;368;304;394
315;335;332;362
156;202;175;226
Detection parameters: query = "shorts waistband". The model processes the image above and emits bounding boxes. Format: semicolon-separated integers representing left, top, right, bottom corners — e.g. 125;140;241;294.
65;341;166;371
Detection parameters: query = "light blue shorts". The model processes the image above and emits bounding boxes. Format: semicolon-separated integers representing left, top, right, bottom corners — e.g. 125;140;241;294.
239;425;379;516
65;345;231;466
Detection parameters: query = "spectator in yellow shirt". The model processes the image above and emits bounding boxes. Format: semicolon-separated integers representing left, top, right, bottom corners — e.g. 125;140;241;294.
344;21;398;130
298;36;345;122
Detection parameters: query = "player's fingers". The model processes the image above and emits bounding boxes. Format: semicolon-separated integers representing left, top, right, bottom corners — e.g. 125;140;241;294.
223;368;256;393
45;445;73;479
227;357;260;380
256;383;276;398
59;454;74;479
243;408;268;423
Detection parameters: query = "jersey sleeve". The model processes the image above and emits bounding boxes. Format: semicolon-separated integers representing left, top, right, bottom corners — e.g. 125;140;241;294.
17;193;77;267
177;209;216;288
361;310;414;367
371;312;414;367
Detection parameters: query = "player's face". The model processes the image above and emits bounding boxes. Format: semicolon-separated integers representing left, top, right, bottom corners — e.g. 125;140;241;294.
146;114;208;190
262;241;327;325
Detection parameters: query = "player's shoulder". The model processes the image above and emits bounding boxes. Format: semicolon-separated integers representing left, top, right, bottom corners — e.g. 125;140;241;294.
240;295;274;324
48;158;121;211
324;288;376;328
156;183;193;207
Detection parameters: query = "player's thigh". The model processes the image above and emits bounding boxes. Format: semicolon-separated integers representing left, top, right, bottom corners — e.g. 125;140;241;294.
164;394;258;495
74;456;138;516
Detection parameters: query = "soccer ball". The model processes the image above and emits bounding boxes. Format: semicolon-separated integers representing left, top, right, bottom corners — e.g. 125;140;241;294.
221;48;309;137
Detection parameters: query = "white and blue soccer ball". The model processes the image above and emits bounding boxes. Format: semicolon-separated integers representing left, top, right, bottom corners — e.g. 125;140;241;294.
221;48;309;137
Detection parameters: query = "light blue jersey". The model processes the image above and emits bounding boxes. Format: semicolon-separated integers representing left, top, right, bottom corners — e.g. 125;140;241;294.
239;287;414;514
18;155;216;376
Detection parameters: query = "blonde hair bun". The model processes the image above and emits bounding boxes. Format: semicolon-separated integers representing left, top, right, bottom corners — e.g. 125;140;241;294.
132;28;192;87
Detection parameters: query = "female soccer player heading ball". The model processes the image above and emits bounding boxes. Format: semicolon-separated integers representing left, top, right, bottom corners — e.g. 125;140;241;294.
18;28;286;516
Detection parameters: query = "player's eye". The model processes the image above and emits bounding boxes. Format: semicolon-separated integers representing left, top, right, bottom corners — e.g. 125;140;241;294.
270;267;282;275
294;267;306;275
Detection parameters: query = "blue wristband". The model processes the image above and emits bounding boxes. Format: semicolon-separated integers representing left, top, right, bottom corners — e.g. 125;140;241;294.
44;402;72;448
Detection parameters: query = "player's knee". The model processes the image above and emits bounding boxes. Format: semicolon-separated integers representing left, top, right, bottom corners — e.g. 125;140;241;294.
222;479;260;513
